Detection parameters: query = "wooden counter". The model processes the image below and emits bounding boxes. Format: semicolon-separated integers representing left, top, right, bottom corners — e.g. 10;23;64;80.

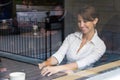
54;60;120;80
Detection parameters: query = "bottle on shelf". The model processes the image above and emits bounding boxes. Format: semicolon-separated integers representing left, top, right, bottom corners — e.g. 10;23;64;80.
32;18;38;36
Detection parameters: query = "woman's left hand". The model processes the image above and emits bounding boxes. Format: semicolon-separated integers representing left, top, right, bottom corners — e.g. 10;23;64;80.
41;66;60;76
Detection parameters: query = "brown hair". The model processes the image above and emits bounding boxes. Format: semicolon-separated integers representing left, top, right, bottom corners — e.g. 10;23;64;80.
78;5;99;21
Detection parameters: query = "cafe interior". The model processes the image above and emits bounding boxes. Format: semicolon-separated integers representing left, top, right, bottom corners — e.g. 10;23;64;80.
0;0;120;80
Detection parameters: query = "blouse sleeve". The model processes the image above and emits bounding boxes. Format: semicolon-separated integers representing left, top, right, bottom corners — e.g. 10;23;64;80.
52;35;71;64
76;42;106;69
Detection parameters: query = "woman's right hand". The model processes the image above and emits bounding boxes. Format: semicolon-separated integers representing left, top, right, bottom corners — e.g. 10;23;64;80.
38;62;46;70
38;57;57;70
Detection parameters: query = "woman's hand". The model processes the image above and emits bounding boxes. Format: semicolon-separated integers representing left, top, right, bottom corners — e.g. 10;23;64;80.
38;62;46;70
41;66;60;76
38;57;58;70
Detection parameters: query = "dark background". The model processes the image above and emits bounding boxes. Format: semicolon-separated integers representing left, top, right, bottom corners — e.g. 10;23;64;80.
0;0;13;20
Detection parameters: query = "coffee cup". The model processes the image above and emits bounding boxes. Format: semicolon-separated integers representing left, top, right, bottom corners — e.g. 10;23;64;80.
9;72;26;80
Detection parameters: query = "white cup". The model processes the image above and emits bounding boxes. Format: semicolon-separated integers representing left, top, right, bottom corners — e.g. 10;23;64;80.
9;72;26;80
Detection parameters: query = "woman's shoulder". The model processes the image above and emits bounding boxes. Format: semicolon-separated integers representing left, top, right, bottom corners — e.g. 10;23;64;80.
93;34;106;49
67;32;81;37
66;32;81;39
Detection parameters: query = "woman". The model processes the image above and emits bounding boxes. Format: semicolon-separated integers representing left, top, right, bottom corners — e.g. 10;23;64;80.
38;5;106;76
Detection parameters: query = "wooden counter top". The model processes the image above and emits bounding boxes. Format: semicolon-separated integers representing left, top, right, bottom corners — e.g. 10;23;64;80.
54;60;120;80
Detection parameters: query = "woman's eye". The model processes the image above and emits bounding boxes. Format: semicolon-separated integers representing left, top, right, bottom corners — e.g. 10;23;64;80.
78;21;81;24
83;20;88;23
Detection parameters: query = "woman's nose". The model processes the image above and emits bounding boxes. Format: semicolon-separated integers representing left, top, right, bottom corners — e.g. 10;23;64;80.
80;21;85;27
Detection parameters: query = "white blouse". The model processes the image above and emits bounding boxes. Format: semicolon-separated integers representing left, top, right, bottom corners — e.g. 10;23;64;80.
52;31;106;69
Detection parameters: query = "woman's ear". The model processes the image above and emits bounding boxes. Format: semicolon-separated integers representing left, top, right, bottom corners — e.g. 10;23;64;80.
93;18;98;25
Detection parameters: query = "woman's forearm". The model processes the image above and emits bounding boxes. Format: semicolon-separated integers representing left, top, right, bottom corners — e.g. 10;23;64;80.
43;56;58;66
38;56;58;70
57;62;78;71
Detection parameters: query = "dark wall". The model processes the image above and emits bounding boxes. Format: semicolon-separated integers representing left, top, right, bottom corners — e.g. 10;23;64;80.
0;0;13;20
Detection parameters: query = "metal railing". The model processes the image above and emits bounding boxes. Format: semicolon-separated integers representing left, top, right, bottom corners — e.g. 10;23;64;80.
0;18;62;62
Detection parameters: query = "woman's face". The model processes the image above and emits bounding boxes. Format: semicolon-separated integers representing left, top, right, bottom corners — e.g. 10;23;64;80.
78;15;98;34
